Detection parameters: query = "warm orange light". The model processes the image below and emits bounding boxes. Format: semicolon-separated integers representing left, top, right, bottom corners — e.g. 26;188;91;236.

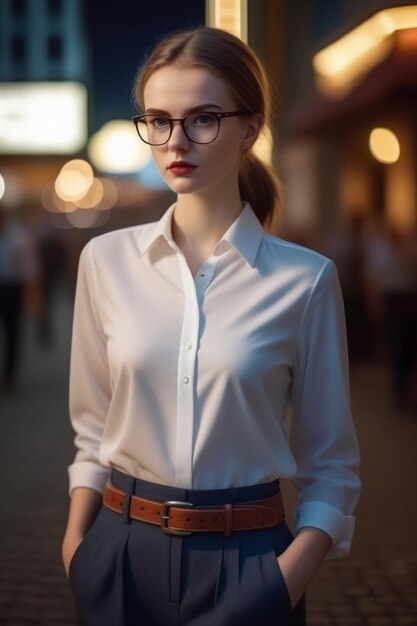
206;0;247;41
88;120;151;174
41;184;76;213
369;128;400;164
313;6;417;96
54;159;94;202
96;177;118;211
74;177;104;209
253;126;273;165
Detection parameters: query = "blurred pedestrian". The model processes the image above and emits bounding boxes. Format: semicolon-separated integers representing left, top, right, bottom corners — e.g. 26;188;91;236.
35;221;69;348
365;220;417;410
0;203;39;391
62;27;361;626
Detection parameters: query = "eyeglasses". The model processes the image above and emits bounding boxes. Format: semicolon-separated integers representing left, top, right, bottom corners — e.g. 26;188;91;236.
132;110;248;146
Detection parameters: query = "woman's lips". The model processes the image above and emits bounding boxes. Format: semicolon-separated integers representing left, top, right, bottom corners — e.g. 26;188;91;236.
168;161;197;176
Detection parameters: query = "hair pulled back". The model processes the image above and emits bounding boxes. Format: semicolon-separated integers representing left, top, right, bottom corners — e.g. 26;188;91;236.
134;26;281;226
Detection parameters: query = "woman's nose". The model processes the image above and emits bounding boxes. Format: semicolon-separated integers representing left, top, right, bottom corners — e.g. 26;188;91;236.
167;120;190;150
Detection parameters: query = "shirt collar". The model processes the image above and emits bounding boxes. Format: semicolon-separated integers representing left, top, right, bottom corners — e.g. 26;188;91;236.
222;202;264;267
139;203;177;257
139;201;264;267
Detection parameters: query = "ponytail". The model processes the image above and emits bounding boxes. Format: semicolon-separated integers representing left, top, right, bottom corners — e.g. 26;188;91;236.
239;151;282;228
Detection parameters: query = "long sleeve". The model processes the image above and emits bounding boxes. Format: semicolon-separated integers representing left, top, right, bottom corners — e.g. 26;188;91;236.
290;260;361;558
68;241;112;495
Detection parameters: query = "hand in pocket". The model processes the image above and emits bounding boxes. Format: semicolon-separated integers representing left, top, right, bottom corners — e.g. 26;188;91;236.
62;533;84;577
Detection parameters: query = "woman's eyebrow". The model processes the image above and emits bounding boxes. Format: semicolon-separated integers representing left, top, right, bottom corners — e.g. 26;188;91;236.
144;103;223;115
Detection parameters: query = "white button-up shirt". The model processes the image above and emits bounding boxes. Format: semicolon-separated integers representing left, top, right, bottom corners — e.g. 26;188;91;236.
68;202;360;557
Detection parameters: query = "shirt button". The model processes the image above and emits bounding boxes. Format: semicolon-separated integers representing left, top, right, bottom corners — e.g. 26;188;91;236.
182;376;190;384
185;342;192;350
199;273;205;278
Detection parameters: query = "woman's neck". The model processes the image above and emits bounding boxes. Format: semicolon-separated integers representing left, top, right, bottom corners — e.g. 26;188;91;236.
171;190;244;277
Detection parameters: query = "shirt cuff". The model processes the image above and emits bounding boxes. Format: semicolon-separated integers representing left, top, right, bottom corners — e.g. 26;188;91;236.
68;461;111;496
295;500;356;559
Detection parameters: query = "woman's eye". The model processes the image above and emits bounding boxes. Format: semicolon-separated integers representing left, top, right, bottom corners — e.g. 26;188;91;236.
194;114;215;125
151;117;169;128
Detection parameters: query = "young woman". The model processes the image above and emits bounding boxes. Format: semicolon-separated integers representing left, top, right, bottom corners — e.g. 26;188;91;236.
62;26;361;626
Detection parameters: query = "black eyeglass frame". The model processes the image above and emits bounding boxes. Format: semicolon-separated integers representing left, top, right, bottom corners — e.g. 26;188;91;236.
132;110;249;145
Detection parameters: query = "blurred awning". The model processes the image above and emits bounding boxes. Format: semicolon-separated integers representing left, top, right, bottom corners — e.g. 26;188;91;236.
286;27;417;137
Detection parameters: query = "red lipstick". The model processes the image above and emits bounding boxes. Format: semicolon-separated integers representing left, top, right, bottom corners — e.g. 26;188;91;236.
168;160;197;176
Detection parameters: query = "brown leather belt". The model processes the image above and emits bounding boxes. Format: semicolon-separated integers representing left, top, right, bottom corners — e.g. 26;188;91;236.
103;481;285;536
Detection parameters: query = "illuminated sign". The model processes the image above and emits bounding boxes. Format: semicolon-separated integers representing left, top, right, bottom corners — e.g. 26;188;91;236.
313;6;417;96
0;82;88;154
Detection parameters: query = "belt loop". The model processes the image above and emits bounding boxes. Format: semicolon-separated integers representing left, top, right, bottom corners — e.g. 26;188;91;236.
224;503;233;537
121;475;136;524
224;487;239;537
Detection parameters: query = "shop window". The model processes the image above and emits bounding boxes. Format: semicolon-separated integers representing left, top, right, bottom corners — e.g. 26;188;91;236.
11;0;26;18
47;0;63;17
47;35;63;60
11;34;26;62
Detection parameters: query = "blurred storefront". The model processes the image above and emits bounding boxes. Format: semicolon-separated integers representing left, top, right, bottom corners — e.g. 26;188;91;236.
245;0;417;244
245;0;417;395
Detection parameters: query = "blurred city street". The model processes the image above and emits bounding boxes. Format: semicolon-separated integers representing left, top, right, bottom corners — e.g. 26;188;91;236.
0;293;416;626
1;1;417;625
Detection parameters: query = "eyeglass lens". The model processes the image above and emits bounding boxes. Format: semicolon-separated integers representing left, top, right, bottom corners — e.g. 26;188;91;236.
137;113;219;145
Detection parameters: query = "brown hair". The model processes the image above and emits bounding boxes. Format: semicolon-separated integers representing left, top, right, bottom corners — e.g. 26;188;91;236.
133;26;281;227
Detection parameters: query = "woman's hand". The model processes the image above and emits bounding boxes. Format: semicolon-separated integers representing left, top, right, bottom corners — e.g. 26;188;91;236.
62;531;84;577
61;487;103;577
277;527;332;609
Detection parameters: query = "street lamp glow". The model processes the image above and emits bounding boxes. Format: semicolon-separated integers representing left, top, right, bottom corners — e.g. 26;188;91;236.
54;159;94;202
88;120;152;174
369;128;400;164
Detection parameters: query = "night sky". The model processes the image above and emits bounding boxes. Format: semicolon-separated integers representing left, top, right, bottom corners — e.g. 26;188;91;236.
84;0;206;132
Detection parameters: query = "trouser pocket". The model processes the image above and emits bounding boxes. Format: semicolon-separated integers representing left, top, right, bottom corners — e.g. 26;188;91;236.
214;522;294;626
69;507;131;626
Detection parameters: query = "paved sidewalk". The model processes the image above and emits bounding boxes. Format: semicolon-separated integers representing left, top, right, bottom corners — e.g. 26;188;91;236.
0;295;416;625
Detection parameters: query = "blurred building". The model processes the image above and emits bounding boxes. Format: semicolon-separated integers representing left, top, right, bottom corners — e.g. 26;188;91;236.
245;0;417;385
246;0;417;244
0;0;88;82
0;0;89;206
0;0;204;231
1;0;416;242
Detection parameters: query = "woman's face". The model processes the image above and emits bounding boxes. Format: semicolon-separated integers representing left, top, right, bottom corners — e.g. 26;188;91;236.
142;65;260;198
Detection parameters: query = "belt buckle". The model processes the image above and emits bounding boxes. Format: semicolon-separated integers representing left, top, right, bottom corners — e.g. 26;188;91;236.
161;500;194;535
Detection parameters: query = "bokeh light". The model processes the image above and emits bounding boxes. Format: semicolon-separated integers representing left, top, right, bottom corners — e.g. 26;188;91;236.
96;178;118;210
88;120;152;173
369;128;400;164
74;177;104;209
54;159;94;202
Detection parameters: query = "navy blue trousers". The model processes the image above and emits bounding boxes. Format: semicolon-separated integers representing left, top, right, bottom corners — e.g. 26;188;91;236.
69;469;306;626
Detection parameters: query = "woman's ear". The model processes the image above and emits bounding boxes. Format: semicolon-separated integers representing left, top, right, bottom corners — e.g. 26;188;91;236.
242;114;263;150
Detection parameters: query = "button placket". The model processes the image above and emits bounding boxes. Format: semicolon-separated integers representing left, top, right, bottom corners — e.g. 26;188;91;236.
175;254;223;487
175;256;200;487
194;258;219;299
